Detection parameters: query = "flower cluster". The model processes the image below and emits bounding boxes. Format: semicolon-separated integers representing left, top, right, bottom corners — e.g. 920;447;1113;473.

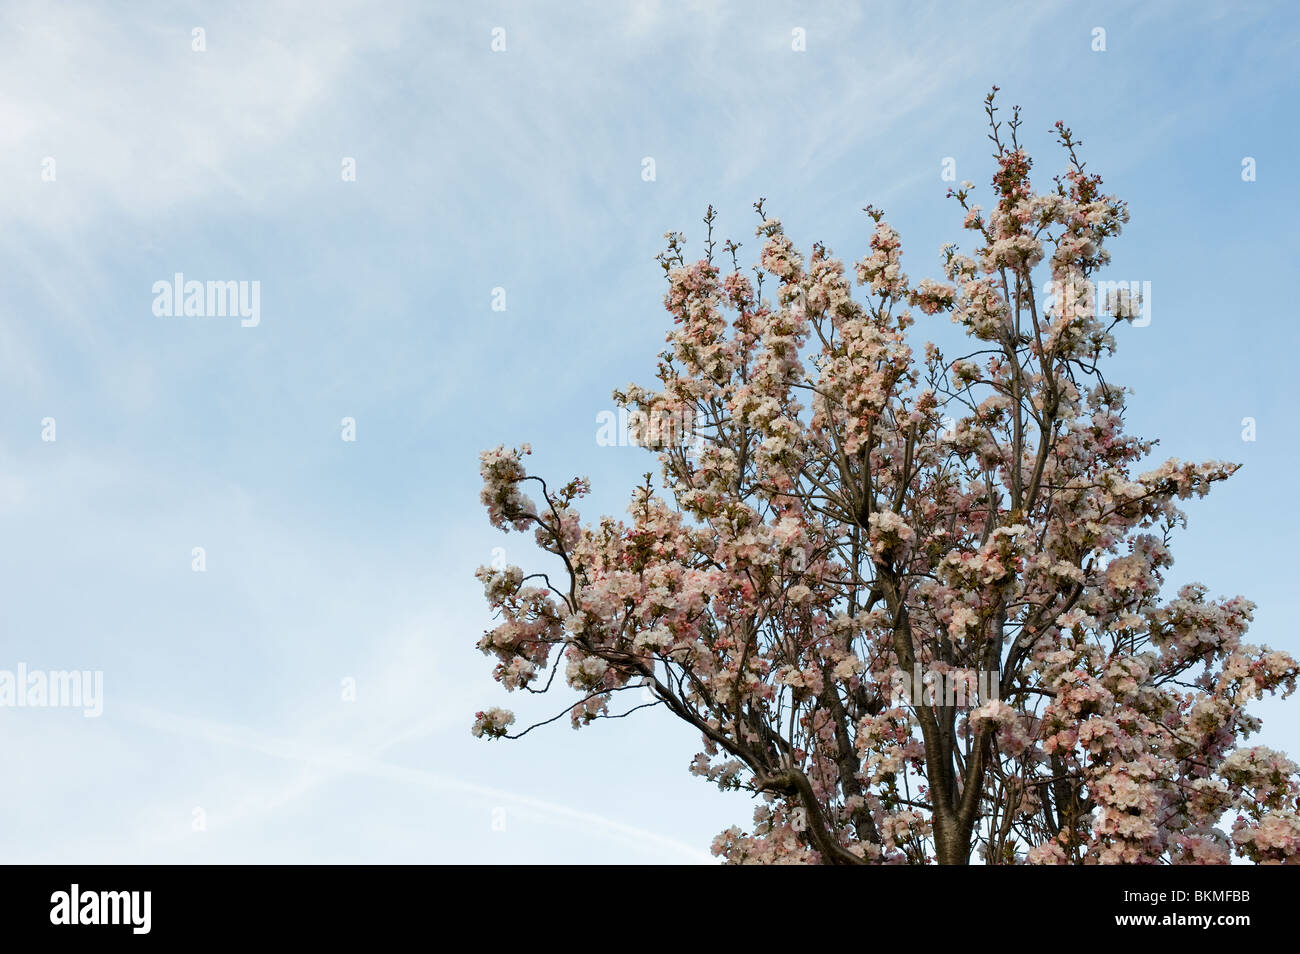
468;92;1298;866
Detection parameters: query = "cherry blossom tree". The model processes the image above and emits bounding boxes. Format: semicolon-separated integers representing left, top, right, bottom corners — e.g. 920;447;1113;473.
471;90;1300;865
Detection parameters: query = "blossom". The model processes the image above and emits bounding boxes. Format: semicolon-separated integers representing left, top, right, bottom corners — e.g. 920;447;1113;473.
466;90;1297;866
471;707;515;739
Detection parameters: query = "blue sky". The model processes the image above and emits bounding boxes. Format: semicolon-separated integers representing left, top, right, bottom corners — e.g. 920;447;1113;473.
1;0;1297;863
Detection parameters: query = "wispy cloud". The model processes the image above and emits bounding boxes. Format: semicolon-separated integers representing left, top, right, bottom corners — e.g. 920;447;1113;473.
115;701;715;863
2;0;1297;865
